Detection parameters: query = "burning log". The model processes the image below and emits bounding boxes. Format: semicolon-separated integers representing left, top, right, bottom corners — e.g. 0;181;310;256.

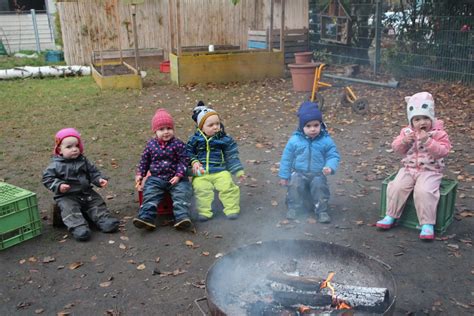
267;272;390;314
272;290;333;306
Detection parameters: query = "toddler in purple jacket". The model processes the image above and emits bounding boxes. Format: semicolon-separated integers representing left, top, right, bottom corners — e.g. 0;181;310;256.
133;109;193;231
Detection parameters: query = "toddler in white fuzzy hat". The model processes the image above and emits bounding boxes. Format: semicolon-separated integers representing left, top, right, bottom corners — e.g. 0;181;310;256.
376;92;452;240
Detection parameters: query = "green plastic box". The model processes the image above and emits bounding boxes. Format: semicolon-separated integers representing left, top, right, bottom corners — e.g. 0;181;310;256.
380;172;457;234
0;183;42;250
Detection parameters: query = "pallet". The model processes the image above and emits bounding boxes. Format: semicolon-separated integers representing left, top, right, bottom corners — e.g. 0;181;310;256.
247;29;309;64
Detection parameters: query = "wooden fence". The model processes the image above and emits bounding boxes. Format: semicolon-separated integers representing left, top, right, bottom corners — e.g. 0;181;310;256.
56;0;308;65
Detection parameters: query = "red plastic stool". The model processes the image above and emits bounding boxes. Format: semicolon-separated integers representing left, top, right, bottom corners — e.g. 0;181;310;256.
138;190;173;216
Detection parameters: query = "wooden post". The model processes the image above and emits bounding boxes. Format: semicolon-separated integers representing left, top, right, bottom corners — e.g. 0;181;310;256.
114;0;123;63
176;0;182;56
268;0;274;51
280;0;285;62
167;0;174;57
131;4;140;71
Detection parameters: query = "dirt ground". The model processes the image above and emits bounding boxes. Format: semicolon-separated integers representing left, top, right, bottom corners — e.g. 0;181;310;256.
1;70;473;316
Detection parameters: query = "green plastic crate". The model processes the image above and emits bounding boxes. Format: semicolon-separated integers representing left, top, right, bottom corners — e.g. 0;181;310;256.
0;182;42;250
380;172;457;234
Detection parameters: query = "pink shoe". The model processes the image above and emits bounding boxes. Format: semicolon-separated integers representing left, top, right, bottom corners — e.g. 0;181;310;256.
376;215;395;229
419;224;434;240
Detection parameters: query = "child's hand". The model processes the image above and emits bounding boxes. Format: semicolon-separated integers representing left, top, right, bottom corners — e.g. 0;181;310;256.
402;131;415;145
279;179;288;186
192;162;205;176
169;176;180;186
99;178;108;188
59;183;70;193
135;175;143;189
418;130;429;143
322;167;332;175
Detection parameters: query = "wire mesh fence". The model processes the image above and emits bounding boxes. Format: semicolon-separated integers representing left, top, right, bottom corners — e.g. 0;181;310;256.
309;0;473;84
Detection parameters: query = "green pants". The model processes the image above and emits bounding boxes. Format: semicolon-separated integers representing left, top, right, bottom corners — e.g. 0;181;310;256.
192;170;240;218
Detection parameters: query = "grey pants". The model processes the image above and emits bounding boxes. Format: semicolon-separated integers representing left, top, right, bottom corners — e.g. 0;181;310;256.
286;171;330;215
55;190;113;231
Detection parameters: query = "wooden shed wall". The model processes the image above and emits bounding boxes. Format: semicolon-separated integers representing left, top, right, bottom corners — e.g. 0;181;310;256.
57;0;308;65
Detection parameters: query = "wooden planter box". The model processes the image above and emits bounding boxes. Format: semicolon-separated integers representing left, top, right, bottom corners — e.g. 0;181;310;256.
170;49;284;86
93;49;164;70
248;29;309;64
91;61;142;90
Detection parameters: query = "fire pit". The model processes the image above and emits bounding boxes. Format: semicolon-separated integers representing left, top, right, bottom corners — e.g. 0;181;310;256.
204;240;396;315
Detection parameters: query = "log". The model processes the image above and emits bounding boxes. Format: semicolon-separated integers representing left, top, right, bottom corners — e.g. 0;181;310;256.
267;272;390;314
0;66;91;79
272;290;333;307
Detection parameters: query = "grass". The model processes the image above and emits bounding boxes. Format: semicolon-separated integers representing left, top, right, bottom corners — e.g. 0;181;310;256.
0;51;66;69
0;74;146;195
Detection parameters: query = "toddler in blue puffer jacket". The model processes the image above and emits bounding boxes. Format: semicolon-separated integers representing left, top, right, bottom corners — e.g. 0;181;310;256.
279;101;340;223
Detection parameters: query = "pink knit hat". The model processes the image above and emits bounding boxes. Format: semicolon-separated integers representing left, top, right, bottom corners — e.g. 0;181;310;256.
54;128;84;155
151;109;174;132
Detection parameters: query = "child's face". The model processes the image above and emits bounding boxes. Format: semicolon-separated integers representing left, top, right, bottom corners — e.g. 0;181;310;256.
201;114;221;137
59;136;81;159
411;115;432;132
303;120;321;139
155;127;174;142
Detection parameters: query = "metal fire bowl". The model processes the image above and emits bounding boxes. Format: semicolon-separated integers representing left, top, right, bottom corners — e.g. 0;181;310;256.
205;239;397;315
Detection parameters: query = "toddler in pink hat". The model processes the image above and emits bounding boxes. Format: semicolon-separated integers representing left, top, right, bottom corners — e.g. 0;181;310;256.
42;128;119;241
133;109;193;231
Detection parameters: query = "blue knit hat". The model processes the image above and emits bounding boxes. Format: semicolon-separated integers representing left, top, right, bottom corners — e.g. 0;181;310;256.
298;101;322;130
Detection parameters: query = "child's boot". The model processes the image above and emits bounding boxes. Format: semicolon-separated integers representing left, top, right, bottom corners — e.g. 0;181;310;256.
318;212;331;224
132;217;156;230
286;209;297;220
226;213;239;220
376;215;395;229
97;217;120;233
419;224;434;240
174;218;193;230
71;225;91;241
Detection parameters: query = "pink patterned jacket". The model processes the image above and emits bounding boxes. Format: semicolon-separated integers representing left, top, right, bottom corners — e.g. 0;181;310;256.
392;119;451;173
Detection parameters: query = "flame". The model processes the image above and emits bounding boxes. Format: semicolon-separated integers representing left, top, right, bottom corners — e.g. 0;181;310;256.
320;272;352;310
298;305;311;313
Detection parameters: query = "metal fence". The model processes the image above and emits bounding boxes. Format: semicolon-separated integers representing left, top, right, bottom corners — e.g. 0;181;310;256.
309;0;474;84
0;10;56;54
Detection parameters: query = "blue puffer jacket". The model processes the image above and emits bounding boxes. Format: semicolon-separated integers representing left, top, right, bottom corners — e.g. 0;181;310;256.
186;129;243;175
279;128;340;180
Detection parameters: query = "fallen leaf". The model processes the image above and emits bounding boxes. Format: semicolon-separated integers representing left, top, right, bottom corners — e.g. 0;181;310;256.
119;243;127;250
271;200;278;206
185;240;194;247
215;253;223;258
120;236;129;241
108;240;115;244
19;259;26;264
69;262;83;270
57;311;70;316
155;257;160;263
137;263;146;270
42;256;55;263
90;255;97;261
99;281;112;288
34;308;44;314
172;268;187;276
355;220;364;226
306;218;317;224
201;251;210;256
28;257;37;263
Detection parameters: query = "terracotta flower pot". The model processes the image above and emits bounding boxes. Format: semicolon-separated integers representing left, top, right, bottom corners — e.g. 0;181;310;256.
294;51;313;64
288;62;318;92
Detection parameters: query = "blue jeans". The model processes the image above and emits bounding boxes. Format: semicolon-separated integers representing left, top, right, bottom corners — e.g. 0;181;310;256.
138;176;192;222
286;171;330;215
